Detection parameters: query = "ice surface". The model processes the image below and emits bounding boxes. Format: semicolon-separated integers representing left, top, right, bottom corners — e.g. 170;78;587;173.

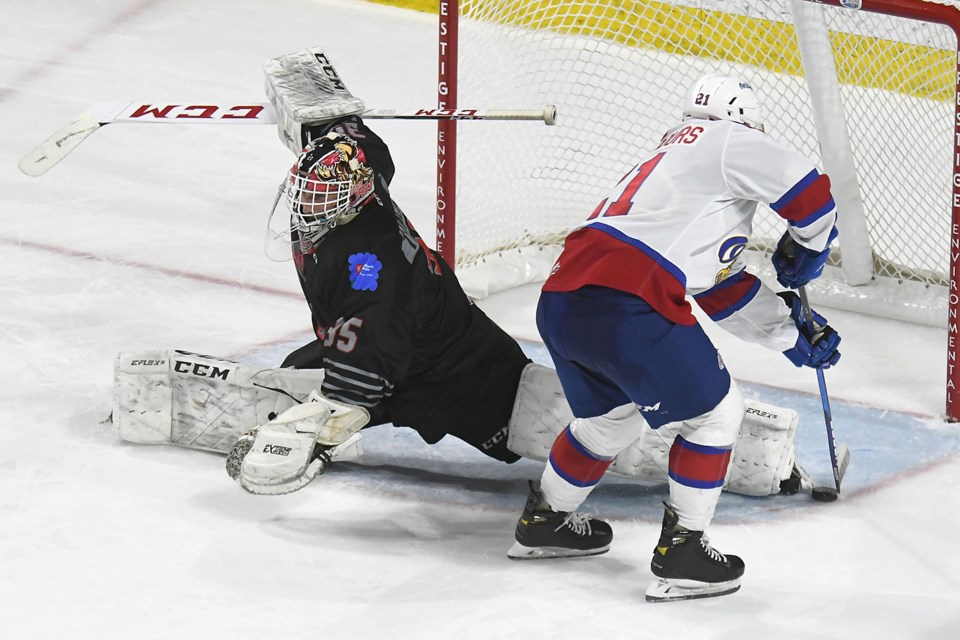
2;1;959;638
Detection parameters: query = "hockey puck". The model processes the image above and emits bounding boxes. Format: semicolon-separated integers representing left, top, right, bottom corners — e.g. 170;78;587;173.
811;487;839;502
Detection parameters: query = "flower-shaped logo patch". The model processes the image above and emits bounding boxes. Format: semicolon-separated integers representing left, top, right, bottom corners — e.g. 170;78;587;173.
348;252;382;291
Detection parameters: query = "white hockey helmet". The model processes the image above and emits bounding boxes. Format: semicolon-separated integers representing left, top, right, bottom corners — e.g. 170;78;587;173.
682;74;765;132
282;132;376;247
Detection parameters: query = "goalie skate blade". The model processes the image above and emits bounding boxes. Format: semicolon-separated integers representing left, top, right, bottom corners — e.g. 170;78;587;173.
644;577;741;603
506;541;610;560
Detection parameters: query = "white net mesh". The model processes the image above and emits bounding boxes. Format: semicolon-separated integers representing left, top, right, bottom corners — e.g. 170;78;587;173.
453;0;958;324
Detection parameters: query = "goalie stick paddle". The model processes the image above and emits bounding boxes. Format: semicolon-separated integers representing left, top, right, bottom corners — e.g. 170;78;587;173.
18;101;558;177
797;286;848;501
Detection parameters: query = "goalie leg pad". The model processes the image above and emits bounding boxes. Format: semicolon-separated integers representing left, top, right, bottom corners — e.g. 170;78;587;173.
506;363;575;461
725;399;800;496
611;398;799;496
114;350;327;453
503;363;799;497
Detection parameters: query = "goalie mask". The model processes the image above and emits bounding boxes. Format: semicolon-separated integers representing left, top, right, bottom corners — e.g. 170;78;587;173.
682;74;765;132
274;132;376;250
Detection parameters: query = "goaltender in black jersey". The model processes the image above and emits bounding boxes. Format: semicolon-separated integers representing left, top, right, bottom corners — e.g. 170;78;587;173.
112;46;810;499
279;116;528;463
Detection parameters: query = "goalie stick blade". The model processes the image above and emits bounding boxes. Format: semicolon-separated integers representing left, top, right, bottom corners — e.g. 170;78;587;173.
18;111;102;177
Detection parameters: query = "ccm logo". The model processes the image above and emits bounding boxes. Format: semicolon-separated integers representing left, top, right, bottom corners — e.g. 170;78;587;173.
173;360;229;380
414;108;479;118
263;444;291;456
313;51;347;91
125;104;266;120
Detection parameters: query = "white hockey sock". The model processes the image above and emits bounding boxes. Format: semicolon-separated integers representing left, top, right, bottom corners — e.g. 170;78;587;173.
667;384;743;531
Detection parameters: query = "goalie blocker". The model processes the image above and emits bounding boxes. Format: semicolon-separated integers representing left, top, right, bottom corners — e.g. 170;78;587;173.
114;351;804;497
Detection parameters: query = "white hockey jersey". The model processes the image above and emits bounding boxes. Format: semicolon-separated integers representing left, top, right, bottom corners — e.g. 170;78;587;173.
544;118;838;352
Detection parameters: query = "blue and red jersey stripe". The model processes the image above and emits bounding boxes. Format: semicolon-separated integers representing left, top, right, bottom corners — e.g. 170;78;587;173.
771;169;835;228
693;270;761;321
542;224;695;326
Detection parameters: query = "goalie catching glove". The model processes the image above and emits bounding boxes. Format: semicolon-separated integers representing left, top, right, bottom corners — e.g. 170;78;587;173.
226;391;370;495
264;47;366;155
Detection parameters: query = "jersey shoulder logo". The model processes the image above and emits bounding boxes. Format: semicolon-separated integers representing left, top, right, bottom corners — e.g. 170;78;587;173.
714;235;748;283
348;252;382;291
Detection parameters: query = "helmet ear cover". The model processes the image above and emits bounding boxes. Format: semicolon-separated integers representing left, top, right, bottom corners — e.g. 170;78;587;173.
682;74;764;132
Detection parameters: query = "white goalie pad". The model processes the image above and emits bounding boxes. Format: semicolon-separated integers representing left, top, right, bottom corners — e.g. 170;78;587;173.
507;363;799;496
114;350;327;454
234;391;370;496
507;363;575;459
263;46;366;154
613;399;799;496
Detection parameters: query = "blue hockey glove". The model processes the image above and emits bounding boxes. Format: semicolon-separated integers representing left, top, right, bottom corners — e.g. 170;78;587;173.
771;227;838;289
779;291;841;369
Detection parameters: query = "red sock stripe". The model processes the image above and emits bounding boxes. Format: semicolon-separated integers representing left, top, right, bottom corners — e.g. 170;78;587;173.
548;427;614;488
667;435;732;489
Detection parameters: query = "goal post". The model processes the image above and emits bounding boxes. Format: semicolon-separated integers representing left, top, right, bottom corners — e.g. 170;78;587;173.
436;0;960;420
437;0;459;266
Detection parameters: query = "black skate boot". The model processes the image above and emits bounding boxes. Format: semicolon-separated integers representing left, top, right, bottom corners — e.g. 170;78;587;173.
645;503;745;602
507;481;612;560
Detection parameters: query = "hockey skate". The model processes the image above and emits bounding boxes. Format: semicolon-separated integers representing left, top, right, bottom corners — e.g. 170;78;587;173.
645;503;744;602
507;481;612;560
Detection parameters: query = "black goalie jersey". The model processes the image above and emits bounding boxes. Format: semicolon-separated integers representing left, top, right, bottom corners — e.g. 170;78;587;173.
281;117;529;462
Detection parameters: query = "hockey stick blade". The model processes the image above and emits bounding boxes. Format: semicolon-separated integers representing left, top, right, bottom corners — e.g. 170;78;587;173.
835;441;850;483
811;443;850;502
18;111;102;177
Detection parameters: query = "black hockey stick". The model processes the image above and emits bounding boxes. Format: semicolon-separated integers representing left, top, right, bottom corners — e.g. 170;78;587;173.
797;286;849;501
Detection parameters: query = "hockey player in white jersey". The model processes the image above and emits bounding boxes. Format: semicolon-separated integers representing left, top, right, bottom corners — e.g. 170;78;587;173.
508;74;842;602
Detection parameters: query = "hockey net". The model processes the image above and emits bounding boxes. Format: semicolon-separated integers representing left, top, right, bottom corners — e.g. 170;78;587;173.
443;0;960;328
439;0;960;417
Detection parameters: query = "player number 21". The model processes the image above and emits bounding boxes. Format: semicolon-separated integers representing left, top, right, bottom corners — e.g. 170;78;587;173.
587;152;665;219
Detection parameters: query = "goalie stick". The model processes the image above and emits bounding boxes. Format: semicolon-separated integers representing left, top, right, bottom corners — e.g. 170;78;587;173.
798;286;850;501
18;101;558;177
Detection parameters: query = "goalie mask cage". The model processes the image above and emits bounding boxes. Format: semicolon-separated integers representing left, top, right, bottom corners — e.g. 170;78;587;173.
435;0;960;420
